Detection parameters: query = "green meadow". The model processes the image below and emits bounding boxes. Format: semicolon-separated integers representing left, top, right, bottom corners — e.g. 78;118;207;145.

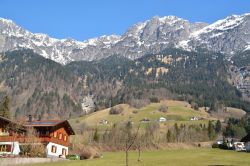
70;100;213;129
24;148;250;166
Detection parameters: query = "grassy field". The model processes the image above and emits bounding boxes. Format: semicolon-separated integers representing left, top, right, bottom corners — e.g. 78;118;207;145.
24;148;250;166
70;100;214;129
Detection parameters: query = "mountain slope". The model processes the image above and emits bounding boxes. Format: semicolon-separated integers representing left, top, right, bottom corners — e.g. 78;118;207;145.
0;49;250;120
66;48;250;112
0;49;84;119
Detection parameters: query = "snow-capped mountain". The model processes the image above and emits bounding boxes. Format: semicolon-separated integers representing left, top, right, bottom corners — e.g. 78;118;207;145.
0;18;122;64
0;13;250;64
184;13;250;55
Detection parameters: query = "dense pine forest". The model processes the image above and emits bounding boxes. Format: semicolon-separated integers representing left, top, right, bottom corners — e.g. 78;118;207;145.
0;48;250;119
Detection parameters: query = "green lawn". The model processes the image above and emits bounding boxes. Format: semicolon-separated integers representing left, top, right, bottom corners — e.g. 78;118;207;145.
24;148;250;166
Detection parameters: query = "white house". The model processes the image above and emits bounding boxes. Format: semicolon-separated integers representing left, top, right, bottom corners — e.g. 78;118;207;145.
159;117;167;122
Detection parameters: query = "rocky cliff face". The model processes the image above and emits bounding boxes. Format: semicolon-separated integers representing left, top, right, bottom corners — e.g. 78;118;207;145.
1;13;249;65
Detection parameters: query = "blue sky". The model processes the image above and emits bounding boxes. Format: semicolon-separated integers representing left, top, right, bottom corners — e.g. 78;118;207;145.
0;0;249;41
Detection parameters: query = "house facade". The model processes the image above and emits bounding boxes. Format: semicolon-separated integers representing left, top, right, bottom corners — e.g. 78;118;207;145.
0;116;75;158
0;116;26;155
24;119;75;158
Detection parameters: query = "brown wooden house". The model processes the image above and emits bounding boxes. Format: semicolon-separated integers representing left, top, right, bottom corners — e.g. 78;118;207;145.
0;116;75;157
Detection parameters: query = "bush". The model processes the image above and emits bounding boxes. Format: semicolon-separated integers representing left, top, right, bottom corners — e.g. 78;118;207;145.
129;99;149;109
191;102;199;110
93;153;103;159
158;104;168;113
149;96;159;103
80;151;92;160
212;143;219;148
109;106;123;115
218;144;229;150
132;110;138;114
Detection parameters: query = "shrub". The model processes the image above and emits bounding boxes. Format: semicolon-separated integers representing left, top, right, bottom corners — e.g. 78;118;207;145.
191;102;199;110
149;96;159;103
109;106;123;115
93;153;103;158
80;151;92;160
158;104;168;113
212;143;219;148
93;128;100;142
132;110;138;114
129;99;149;109
219;144;229;150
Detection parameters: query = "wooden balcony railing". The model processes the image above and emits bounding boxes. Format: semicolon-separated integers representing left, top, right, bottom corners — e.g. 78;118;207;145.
0;136;26;143
39;136;70;147
0;135;70;147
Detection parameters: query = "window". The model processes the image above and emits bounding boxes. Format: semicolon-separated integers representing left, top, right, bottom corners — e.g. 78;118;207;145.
0;128;9;136
51;145;57;153
53;132;57;138
62;148;67;156
0;145;12;152
63;135;67;141
59;133;62;140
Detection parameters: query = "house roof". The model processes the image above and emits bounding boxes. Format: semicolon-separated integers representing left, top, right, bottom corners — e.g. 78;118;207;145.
0;116;75;135
25;120;64;127
25;120;75;135
0;116;26;131
0;116;14;123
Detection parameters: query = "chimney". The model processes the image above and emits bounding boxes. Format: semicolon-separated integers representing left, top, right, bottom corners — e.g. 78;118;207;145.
28;115;32;123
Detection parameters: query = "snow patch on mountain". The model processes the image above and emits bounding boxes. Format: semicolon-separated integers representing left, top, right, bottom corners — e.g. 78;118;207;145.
191;14;247;38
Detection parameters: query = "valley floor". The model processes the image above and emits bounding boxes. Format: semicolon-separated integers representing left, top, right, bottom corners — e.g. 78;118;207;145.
23;148;250;166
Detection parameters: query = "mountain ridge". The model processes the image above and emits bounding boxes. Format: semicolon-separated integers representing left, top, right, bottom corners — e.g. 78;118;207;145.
1;13;250;64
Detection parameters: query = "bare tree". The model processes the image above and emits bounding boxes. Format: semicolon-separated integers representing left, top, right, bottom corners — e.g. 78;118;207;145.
21;127;45;157
124;122;141;166
136;133;142;162
5;122;25;155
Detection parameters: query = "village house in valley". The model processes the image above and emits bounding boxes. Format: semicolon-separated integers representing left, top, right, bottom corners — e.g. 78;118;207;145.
0;116;75;158
0;116;26;155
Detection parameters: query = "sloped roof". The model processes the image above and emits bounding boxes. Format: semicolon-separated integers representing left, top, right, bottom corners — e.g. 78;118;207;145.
25;120;75;135
0;116;75;135
0;116;26;131
24;120;64;127
0;116;14;123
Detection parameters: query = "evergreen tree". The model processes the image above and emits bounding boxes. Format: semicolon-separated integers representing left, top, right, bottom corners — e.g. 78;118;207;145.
0;96;10;119
166;130;173;142
208;121;216;140
174;123;180;142
215;120;222;133
93;128;100;142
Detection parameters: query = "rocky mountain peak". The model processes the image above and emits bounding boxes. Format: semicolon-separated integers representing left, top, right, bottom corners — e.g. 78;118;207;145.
0;14;250;64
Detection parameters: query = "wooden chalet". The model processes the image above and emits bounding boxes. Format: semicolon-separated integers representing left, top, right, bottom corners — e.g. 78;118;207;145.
0;116;75;158
0;116;26;155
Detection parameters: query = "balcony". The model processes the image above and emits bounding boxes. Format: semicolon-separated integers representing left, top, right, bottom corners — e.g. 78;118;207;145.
0;136;26;143
0;136;70;147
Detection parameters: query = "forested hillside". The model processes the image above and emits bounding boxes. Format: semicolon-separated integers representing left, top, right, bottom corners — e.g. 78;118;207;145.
0;48;249;119
67;48;250;112
0;49;84;119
